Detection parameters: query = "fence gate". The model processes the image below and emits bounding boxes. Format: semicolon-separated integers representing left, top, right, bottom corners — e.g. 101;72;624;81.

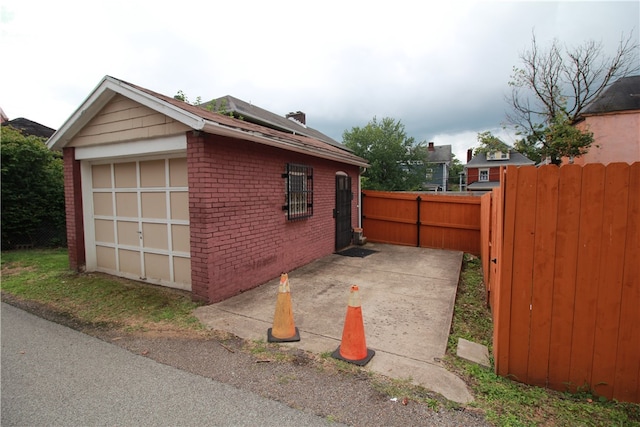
488;163;640;404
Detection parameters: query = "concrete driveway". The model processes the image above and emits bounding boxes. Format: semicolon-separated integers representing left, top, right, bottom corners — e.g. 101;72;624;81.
194;243;473;403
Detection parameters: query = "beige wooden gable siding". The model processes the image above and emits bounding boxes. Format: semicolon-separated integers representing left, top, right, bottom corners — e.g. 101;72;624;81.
69;94;190;147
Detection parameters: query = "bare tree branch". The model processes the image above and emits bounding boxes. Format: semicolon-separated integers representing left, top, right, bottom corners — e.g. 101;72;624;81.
506;30;639;162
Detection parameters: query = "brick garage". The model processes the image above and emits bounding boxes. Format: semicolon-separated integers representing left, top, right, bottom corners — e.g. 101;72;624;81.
48;76;368;303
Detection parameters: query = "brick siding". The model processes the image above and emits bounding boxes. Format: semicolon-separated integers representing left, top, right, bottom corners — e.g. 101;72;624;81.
187;132;360;303
466;166;501;185
63;147;85;271
467;168;479;184
488;167;501;182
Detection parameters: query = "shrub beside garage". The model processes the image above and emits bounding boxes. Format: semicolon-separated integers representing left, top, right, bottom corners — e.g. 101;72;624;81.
1;126;66;249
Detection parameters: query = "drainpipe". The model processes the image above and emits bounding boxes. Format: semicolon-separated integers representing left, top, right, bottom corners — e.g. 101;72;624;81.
358;190;362;228
358;168;366;228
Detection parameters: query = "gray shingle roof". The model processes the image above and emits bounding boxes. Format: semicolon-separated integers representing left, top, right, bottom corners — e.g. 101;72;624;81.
582;75;640;115
466;181;501;190
425;144;452;163
2;118;55;138
200;95;348;151
464;150;535;168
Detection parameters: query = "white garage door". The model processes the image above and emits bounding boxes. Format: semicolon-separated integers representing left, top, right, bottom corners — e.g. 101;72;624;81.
89;157;191;290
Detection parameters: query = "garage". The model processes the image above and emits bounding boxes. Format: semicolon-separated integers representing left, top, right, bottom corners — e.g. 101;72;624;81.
86;156;191;290
48;76;369;303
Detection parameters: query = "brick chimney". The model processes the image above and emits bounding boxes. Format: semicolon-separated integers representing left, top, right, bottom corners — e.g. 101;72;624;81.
428;142;435;152
467;148;473;162
286;111;306;125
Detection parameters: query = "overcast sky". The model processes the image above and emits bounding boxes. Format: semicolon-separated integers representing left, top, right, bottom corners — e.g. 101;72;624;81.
1;0;638;162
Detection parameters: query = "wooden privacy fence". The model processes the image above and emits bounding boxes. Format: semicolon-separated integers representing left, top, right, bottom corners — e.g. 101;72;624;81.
485;163;639;403
361;190;482;255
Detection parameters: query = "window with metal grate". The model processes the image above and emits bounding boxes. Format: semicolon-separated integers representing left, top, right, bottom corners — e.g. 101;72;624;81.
282;163;313;220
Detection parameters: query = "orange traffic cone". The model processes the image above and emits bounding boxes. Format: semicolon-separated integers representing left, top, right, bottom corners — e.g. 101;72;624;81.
332;285;375;366
267;273;300;342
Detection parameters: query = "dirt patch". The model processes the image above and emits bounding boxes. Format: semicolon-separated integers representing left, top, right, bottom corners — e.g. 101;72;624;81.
1;293;115;332
1;264;37;276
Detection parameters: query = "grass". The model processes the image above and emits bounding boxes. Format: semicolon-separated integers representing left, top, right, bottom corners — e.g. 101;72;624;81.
446;254;640;427
1;248;205;334
246;339;295;362
2;248;639;426
447;254;493;352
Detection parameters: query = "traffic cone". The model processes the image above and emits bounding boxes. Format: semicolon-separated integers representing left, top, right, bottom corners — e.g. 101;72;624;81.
267;273;300;342
332;285;375;365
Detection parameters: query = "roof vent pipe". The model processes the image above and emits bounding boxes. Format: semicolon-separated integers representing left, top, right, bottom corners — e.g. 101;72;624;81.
286;111;306;126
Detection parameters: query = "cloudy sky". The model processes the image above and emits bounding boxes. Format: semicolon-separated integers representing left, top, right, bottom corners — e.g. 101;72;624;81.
1;0;638;162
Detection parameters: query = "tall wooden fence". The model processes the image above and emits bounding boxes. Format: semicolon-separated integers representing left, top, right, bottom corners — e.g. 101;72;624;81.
361;164;639;402
361;191;482;255
485;163;639;403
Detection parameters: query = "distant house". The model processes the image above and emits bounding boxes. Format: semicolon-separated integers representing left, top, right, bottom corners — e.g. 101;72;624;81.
46;76;369;304
465;149;535;192
571;75;640;165
423;142;452;191
2;117;56;139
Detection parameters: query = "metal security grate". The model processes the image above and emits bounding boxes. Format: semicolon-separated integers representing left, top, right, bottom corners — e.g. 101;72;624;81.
282;163;313;220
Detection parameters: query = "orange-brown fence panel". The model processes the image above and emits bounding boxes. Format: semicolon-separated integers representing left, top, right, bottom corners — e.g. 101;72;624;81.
569;164;606;393
489;162;640;404
547;165;582;391
615;162;640;403
361;191;421;246
489;173;505;363
480;192;492;296
587;163;628;399
361;191;482;255
420;194;482;254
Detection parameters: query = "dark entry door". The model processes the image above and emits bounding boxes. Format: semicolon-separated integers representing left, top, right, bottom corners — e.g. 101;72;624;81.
335;174;352;251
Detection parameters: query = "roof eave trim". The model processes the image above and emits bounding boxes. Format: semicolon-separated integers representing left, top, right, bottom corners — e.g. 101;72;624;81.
581;108;640;117
113;79;206;130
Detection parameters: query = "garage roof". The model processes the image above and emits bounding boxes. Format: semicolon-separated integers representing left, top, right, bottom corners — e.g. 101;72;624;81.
47;76;369;168
201;95;347;151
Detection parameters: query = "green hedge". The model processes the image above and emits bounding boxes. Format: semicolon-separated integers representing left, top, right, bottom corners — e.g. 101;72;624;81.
1;126;66;249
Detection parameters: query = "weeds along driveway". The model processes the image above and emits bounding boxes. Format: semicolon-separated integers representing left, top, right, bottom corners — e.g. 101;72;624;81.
195;243;473;404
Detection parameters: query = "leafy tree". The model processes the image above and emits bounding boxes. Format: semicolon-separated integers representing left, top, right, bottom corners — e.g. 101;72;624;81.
448;154;464;189
474;131;512;155
507;31;638;164
174;91;238;118
343;117;428;190
512;131;541;164
173;90;189;103
1;126;65;248
514;112;594;164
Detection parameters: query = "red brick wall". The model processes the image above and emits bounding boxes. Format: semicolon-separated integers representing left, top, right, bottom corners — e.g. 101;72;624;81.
62;147;85;271
467;168;479;184
488;167;501;182
466;166;500;185
187;132;360;303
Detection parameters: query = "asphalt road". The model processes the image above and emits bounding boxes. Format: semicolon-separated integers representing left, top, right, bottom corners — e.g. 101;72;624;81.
1;303;341;427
